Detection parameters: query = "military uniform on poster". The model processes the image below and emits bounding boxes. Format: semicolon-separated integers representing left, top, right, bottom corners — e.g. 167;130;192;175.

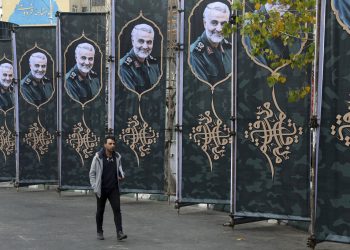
120;49;160;94
20;73;53;106
65;65;100;103
190;31;232;85
0;85;13;111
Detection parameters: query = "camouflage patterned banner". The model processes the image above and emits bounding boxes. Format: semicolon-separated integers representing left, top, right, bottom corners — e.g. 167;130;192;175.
180;0;232;203
15;26;57;184
0;39;15;181
235;3;311;219
114;0;167;193
59;13;106;189
316;0;350;243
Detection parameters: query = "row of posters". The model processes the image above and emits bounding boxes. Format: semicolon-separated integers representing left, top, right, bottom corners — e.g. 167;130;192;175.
1;0;349;244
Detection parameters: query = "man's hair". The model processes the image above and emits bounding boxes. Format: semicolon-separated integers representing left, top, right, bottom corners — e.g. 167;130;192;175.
0;63;13;73
104;135;116;144
29;52;47;65
75;42;95;57
131;23;155;41
203;2;230;20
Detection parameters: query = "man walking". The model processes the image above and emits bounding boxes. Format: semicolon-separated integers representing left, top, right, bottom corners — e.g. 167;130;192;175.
89;135;127;241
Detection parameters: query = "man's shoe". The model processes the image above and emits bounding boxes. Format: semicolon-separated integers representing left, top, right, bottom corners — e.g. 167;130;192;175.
97;232;104;240
117;231;127;241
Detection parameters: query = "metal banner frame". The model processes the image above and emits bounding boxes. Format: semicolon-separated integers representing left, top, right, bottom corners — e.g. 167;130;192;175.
58;12;107;190
232;1;312;224
175;0;185;205
14;26;57;187
308;0;325;248
56;13;63;191
11;30;20;188
313;0;350;246
0;38;16;182
108;0;116;132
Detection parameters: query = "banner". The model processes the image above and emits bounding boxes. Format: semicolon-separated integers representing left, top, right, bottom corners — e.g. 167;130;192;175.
59;13;106;189
15;26;57;184
235;2;310;219
114;0;167;193
316;0;350;243
180;0;232;203
0;39;16;181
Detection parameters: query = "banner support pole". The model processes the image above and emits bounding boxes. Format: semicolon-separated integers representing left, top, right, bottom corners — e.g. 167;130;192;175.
56;12;63;195
308;0;326;248
175;0;184;210
11;29;20;190
108;0;116;133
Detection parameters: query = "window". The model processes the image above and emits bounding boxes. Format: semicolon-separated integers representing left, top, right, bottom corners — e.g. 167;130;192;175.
92;0;105;6
82;6;88;12
72;5;78;12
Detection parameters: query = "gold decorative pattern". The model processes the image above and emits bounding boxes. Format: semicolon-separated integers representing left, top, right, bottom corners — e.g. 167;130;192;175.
119;115;159;166
331;106;350;146
23;122;54;161
189;111;232;171
67;121;100;166
0;122;15;162
244;88;303;179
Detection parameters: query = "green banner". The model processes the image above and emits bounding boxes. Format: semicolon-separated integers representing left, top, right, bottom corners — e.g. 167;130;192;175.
316;0;350;243
236;4;311;219
16;26;57;184
60;13;106;189
181;0;232;203
0;39;15;181
114;0;167;193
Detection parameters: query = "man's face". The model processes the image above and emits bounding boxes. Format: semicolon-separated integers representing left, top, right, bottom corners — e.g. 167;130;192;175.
104;139;116;153
204;9;229;44
76;48;94;74
132;30;154;59
0;66;13;88
30;57;47;80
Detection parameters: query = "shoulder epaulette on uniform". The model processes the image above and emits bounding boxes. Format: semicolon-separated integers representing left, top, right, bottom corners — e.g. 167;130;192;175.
124;56;133;66
148;55;157;62
25;77;32;85
223;39;232;46
90;69;97;77
69;71;77;80
195;41;205;52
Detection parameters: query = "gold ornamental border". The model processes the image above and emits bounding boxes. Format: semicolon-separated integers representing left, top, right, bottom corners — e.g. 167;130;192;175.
0;55;14;114
241;0;309;74
0;54;12;63
18;43;55;110
63;32;104;108
187;0;232;90
117;11;164;99
331;0;350;35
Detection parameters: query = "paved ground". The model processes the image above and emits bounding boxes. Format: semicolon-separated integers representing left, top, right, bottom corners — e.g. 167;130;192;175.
0;187;348;250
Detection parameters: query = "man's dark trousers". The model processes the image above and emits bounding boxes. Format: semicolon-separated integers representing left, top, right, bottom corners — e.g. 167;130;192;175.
96;187;122;233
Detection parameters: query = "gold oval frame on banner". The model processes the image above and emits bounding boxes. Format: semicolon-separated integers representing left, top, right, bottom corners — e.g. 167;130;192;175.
117;11;164;98
63;33;104;107
187;0;232;90
331;0;350;35
241;0;308;74
0;56;15;114
19;43;55;110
